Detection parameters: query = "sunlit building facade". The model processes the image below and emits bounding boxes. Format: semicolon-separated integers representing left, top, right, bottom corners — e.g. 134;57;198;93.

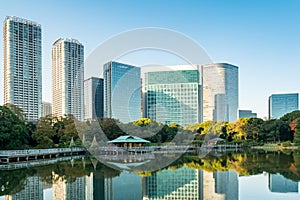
52;38;84;121
202;63;238;122
3;16;42;122
268;93;299;119
84;77;104;120
145;70;202;126
104;61;141;123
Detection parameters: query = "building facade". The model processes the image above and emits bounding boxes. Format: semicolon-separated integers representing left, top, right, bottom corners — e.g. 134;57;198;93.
202;63;239;122
238;110;257;118
42;101;52;117
104;61;141;123
145;70;202;126
268;93;299;119
3;16;42;122
84;77;104;120
52;38;84;121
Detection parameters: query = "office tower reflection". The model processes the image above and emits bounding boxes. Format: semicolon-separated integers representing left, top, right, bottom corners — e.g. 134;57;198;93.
143;167;202;200
52;172;85;200
268;173;298;193
5;176;43;200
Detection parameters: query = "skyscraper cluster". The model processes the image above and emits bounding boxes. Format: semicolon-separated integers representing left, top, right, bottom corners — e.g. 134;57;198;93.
3;16;240;125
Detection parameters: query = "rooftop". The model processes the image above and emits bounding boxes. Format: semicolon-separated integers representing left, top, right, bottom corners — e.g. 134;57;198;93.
107;135;150;144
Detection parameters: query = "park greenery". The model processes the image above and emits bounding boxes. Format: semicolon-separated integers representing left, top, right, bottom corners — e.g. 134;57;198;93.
1;104;300;149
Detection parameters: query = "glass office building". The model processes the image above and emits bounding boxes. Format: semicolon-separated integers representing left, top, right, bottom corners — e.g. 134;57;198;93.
202;63;239;122
145;70;201;126
104;61;141;123
3;16;42;122
238;110;257;118
52;38;84;121
84;77;104;120
268;93;299;119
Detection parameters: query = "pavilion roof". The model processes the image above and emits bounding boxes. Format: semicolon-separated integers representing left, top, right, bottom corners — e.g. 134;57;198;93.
107;135;150;143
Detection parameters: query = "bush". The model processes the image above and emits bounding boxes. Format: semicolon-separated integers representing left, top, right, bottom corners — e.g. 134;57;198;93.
281;141;292;147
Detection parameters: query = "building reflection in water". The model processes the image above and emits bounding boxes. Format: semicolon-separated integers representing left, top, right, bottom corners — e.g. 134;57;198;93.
143;167;239;200
5;176;43;200
268;173;298;193
52;172;85;200
143;167;201;200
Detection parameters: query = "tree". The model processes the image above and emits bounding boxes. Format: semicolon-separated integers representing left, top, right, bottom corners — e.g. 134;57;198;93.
32;115;56;148
4;103;25;121
294;121;300;145
0;106;30;149
280;110;300;124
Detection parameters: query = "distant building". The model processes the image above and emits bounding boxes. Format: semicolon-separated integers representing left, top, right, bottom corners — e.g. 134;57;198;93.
268;173;298;193
202;63;239;122
104;61;141;123
239;110;257;118
268;93;299;119
84;77;104;120
52;38;84;121
3;16;42;122
42;101;52;117
145;69;202;126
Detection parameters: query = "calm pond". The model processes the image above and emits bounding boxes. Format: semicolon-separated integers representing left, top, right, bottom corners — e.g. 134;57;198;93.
0;150;300;200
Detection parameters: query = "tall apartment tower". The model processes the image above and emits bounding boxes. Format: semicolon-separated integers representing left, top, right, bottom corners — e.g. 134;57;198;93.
84;77;104;120
3;16;42;122
268;93;299;119
202;63;239;122
52;38;84;121
104;61;141;123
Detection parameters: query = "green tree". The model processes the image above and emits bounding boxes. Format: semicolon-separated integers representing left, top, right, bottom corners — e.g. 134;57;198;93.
4;103;25;121
0;106;30;149
294;121;300;145
32;115;56;148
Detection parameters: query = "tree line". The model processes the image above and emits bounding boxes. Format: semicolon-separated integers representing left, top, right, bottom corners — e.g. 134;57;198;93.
1;104;300;149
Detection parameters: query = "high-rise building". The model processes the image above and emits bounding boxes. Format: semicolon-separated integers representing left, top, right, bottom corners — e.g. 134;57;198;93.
84;77;104;120
104;61;141;123
143;166;201;200
238;110;257;118
3;16;42;122
145;70;202;126
268;93;299;119
42;101;52;117
52;38;84;121
202;63;238;122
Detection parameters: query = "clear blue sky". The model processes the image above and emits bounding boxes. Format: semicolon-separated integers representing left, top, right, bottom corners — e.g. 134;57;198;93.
0;0;299;118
